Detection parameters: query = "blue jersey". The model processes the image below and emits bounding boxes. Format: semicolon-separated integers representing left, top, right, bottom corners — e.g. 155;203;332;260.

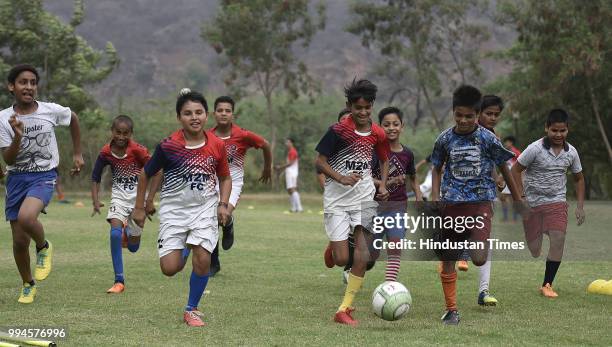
431;125;514;202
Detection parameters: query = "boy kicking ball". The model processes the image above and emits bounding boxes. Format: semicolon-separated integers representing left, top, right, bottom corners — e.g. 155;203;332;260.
511;109;585;298
132;89;231;327
316;78;390;326
0;64;84;304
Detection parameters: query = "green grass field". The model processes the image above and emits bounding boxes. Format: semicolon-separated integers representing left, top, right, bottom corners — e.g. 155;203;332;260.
1;194;611;346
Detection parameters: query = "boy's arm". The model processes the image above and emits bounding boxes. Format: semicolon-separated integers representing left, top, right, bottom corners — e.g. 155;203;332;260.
317;172;326;190
2;114;24;165
69;112;85;176
431;165;443;202
408;174;423;201
259;140;272;184
132;171;150;227
573;172;585;225
217;174;232;226
315;154;361;186
510;162;526;196
376;159;390;201
499;164;522;201
145;170;163;218
91;182;104;216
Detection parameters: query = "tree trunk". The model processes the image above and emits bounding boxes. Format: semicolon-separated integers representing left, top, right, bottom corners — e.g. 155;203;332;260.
266;93;278;190
422;85;443;132
587;79;612;166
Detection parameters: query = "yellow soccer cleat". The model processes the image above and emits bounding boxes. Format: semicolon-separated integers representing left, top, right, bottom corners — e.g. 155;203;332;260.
34;241;53;281
17;283;37;304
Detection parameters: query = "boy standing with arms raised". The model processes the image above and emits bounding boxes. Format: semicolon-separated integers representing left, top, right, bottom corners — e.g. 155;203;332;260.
316;78;390;326
511;109;585;298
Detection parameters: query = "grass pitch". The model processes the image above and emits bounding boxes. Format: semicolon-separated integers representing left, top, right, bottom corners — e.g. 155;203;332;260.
0;194;610;346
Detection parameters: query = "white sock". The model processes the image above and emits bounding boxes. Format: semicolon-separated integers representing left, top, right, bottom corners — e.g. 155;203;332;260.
478;248;493;293
292;191;303;211
289;194;296;211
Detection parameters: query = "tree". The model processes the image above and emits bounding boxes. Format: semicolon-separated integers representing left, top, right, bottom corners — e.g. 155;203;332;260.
493;0;612;197
0;0;119;115
347;0;488;131
202;0;325;157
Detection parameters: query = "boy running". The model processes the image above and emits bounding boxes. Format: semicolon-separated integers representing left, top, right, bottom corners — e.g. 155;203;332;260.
207;95;272;275
316;78;390;326
372;106;422;282
91;115;155;293
0;64;84;303
276;138;303;212
511;109;585;298
431;85;523;325
132;89;231;327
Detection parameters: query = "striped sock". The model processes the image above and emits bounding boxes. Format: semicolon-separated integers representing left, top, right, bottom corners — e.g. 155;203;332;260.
385;254;401;281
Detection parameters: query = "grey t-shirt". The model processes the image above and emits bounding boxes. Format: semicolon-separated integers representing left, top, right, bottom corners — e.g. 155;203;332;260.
517;138;582;207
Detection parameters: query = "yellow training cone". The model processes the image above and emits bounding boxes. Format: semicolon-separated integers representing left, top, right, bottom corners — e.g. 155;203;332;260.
586;279;607;294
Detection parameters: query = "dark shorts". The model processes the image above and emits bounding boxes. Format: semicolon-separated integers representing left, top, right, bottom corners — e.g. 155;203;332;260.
5;170;57;221
441;202;493;242
523;202;568;242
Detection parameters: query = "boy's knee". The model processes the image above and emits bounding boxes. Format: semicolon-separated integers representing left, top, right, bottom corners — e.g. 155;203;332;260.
472;258;486;267
334;254;348;266
161;266;179;277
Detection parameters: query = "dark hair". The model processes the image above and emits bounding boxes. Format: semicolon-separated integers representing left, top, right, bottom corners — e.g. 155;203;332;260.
344;78;377;104
480;95;504;112
546;108;569;126
7;64;39;84
214;96;235;112
176;89;208;115
111;115;134;132
378;106;403;124
502;135;516;144
337;108;350;121
452;85;482;111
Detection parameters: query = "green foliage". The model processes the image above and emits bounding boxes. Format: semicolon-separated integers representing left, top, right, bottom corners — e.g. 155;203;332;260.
202;0;326;160
494;0;612;198
0;0;119;113
347;0;489;131
0;0;118;185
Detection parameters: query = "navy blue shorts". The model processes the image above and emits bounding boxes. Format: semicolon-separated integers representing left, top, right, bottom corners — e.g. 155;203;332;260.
5;170;57;221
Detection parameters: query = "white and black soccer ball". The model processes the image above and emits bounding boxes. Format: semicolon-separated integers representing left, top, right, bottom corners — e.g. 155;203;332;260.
372;281;412;321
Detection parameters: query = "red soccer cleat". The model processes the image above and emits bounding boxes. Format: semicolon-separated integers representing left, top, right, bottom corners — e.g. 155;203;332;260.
334;308;357;326
324;242;334;268
183;310;206;327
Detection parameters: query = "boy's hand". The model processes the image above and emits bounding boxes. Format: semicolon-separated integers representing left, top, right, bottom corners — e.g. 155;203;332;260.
259;166;272;184
339;172;361;186
218;204;230;226
145;200;156;221
8;114;24;137
71;153;85;176
132;207;146;228
575;207;585;226
376;185;389;201
515;200;531;220
91;200;104;217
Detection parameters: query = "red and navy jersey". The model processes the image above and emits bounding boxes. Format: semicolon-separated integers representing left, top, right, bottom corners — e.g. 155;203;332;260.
208;124;265;182
316;116;389;181
315;116;390;211
91;140;150;208
144;130;230;226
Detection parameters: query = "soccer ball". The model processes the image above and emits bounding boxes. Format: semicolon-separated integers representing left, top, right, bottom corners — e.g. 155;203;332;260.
372;281;412;321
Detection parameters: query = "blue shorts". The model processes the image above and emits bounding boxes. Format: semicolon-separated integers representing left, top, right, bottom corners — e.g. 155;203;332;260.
5;170;57;221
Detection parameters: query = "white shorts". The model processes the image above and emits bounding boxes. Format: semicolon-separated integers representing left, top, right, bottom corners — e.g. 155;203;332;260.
324;207;377;242
157;217;218;258
106;204;142;237
229;180;243;207
285;173;298;189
